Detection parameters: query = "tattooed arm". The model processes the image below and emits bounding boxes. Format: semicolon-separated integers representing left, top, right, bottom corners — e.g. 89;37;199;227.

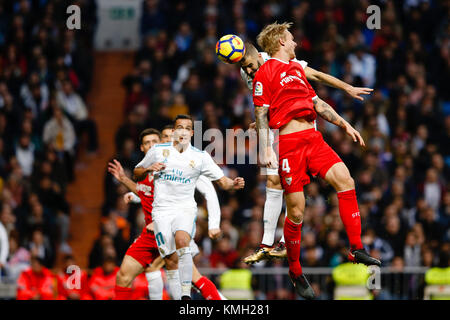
255;105;278;168
313;97;366;147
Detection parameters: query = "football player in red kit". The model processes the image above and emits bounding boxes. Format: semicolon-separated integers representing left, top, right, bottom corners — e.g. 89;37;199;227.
252;22;380;300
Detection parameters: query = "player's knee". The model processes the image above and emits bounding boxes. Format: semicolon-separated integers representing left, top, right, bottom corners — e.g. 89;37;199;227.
286;204;304;223
116;269;132;287
289;208;304;223
266;175;282;190
336;175;355;191
175;234;190;249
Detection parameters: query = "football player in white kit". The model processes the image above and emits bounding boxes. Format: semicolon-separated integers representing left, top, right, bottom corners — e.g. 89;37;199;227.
239;42;373;264
134;114;245;300
118;126;227;300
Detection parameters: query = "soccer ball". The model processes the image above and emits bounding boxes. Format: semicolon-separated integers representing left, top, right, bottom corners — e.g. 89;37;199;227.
215;34;246;64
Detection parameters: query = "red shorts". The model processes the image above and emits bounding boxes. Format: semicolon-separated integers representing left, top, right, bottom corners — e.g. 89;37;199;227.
275;128;342;193
125;227;160;268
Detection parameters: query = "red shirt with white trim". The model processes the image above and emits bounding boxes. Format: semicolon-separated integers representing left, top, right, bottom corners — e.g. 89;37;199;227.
252;58;318;130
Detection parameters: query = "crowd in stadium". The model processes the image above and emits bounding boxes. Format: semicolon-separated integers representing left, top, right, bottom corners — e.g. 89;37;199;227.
0;0;449;300
0;0;99;298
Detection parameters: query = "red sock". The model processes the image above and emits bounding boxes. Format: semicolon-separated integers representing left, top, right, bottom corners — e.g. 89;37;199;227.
114;285;132;300
194;276;221;300
283;217;302;278
337;189;363;251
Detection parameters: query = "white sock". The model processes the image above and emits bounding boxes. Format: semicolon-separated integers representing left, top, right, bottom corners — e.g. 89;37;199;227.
218;291;228;300
145;270;163;300
262;188;284;246
177;247;193;298
166;269;181;300
280;208;287;243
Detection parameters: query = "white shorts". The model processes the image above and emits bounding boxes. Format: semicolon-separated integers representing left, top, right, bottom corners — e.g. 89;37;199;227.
152;207;197;258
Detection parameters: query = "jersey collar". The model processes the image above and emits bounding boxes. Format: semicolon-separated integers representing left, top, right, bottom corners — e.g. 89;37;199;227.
269;57;290;64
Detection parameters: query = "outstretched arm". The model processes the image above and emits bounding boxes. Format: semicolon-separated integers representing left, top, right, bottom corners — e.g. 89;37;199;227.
313;97;365;147
304;66;373;101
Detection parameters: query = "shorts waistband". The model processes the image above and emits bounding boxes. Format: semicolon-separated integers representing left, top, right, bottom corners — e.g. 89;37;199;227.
276;128;317;143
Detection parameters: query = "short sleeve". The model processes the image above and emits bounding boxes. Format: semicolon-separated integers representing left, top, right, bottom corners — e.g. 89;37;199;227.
135;147;156;168
200;152;224;181
252;71;271;107
292;58;308;70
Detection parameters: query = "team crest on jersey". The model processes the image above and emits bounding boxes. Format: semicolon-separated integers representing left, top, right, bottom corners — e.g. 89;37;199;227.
280;72;286;78
189;160;195;168
285;177;292;185
163;149;170;158
254;81;263;96
296;70;302;78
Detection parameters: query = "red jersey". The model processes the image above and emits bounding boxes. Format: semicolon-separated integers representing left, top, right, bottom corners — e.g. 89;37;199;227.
136;173;154;225
252;58;318;129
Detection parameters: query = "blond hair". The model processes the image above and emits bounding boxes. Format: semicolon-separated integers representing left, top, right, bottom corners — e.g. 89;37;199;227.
256;22;293;57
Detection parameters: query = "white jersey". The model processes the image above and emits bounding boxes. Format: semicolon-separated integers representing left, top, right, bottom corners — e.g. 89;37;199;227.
125;175;221;230
135;142;224;211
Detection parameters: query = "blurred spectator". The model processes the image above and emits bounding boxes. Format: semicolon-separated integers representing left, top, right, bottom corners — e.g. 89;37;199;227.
210;236;239;268
42;105;76;181
4;231;30;283
15;134;35;177
57;255;92;300
16;255;63;300
27;228;54;268
56;80;98;153
88;256;119;300
0;217;8;272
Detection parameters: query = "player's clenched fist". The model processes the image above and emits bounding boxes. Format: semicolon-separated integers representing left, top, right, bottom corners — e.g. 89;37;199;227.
123;193;134;204
233;177;245;190
208;228;222;240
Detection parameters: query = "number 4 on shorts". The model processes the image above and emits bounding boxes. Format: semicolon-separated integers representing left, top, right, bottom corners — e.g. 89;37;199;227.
282;158;291;173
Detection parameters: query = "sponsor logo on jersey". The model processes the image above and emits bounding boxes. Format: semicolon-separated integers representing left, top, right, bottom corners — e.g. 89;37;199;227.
280;73;306;87
280;72;286;78
285;177;292;185
254;81;263;96
296;70;302;78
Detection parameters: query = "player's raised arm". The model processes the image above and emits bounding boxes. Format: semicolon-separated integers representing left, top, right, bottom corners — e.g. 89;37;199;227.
313;97;365;147
108;159;139;195
303;66;373;101
196;175;222;239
